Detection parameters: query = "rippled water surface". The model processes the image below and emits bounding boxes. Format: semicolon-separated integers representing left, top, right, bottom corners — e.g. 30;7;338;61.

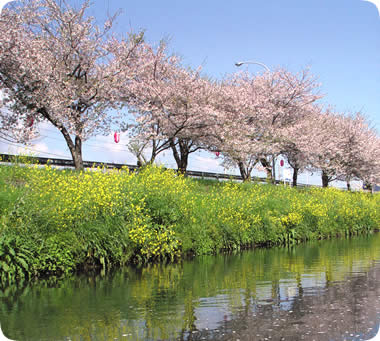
1;233;380;341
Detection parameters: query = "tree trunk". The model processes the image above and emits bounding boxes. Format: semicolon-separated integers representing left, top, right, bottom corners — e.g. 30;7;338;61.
170;138;189;174
39;108;84;170
68;136;83;170
137;153;150;168
292;167;299;187
60;127;84;170
260;158;273;183
149;140;159;164
74;136;83;170
322;170;329;188
177;156;188;174
346;181;351;191
238;161;251;182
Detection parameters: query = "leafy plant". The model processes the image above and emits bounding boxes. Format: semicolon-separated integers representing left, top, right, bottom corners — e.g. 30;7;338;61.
0;234;32;286
0;164;379;285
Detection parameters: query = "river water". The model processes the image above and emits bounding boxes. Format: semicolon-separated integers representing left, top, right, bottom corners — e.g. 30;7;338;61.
1;233;379;341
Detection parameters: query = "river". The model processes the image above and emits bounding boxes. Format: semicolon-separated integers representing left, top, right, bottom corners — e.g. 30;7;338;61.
1;233;379;341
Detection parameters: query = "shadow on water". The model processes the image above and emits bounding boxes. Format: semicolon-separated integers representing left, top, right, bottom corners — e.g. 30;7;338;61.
1;233;380;341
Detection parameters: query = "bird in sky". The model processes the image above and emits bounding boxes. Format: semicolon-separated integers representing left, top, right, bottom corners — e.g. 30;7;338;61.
362;0;380;16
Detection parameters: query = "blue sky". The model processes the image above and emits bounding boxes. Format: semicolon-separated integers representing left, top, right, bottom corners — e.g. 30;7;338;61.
1;0;379;186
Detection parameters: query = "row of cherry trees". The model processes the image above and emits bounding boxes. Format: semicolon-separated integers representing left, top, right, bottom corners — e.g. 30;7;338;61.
124;41;380;188
1;0;379;188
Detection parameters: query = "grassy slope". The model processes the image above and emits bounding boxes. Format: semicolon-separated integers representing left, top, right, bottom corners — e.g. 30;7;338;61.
0;164;379;286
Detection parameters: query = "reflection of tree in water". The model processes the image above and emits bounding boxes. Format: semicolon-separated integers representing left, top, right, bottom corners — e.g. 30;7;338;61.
179;263;380;341
0;234;379;340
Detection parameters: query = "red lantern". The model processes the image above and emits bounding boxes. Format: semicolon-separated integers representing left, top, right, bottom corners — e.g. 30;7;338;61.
215;151;220;157
114;132;120;143
280;159;284;167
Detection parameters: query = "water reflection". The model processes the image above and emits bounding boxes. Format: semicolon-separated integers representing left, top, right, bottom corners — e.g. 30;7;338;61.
1;234;379;341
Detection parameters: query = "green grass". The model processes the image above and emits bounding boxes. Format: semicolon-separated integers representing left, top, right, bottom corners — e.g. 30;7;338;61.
0;163;379;286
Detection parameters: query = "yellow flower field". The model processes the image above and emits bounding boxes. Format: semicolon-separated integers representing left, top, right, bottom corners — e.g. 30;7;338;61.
0;164;379;285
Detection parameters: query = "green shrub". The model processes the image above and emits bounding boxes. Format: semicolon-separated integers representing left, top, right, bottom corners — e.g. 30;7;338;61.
0;163;379;285
0;234;32;286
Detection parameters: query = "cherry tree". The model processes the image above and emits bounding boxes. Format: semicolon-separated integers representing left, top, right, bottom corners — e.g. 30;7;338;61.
277;104;323;186
279;106;380;190
363;136;380;188
204;72;277;181
302;110;370;188
207;68;321;182
330;113;380;190
0;0;145;169
255;68;321;182
279;138;309;187
296;110;343;187
125;122;171;167
0;96;40;143
126;43;219;173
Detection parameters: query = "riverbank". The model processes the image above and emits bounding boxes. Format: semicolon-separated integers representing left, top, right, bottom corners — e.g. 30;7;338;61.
1;164;379;286
2;233;380;341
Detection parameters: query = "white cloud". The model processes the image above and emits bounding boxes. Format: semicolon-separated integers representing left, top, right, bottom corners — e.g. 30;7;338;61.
0;139;70;159
30;142;49;154
191;155;226;173
86;133;135;164
0;140;18;155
